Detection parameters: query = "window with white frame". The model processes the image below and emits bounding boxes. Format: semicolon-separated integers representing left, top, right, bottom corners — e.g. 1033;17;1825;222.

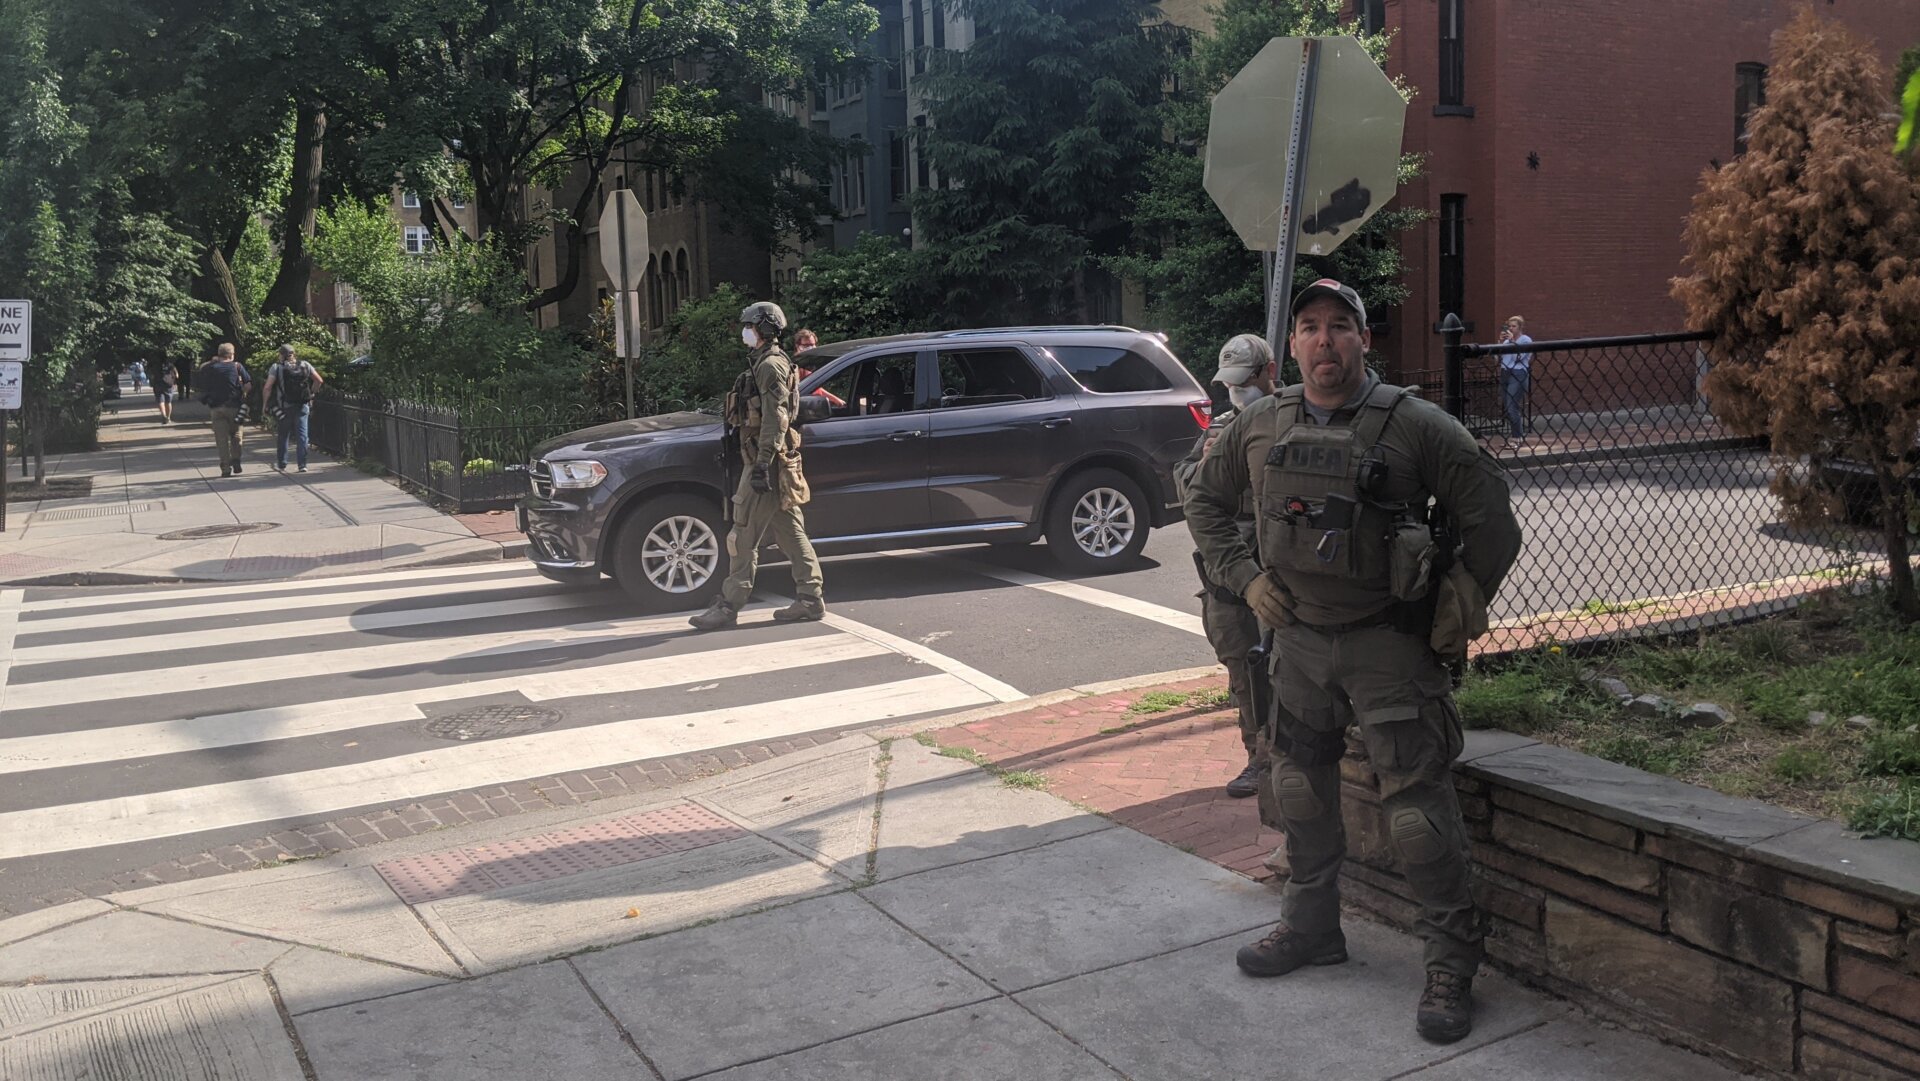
401;191;421;209
403;226;431;255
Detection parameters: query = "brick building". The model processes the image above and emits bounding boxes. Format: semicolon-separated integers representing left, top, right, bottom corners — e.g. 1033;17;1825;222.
1372;0;1920;383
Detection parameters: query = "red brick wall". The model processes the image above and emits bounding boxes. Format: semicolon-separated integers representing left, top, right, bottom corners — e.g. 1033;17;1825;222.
1379;0;1920;383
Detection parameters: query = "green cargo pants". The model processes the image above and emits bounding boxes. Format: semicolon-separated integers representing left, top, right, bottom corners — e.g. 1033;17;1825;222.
1199;589;1265;762
1264;622;1481;977
209;405;243;470
719;471;824;611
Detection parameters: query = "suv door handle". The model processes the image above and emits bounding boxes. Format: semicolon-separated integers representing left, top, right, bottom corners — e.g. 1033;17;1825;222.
889;430;925;441
1042;416;1073;429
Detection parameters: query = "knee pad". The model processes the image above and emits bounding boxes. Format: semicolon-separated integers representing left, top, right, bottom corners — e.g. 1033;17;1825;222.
1271;765;1326;820
1388;808;1446;865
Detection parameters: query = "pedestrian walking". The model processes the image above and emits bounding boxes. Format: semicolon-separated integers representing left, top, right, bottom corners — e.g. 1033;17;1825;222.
1186;279;1522;1044
151;360;178;424
129;358;147;390
1175;332;1277;800
262;344;323;472
1498;315;1533;440
195;343;253;477
689;302;825;631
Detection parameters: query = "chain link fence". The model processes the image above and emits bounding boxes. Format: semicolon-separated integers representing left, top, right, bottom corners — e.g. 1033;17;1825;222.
1402;321;1875;656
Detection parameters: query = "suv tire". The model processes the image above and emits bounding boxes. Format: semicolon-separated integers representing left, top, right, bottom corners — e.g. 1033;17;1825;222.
1044;467;1150;574
612;494;730;610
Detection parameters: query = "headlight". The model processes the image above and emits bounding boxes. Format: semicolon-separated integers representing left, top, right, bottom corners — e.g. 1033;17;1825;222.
547;459;608;489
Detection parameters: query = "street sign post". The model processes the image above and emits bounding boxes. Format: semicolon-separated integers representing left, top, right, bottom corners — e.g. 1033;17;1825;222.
1203;37;1406;354
0;299;28;533
597;191;650;419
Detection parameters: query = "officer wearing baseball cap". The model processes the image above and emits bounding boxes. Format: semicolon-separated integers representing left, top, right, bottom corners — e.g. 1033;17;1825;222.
1176;333;1279;799
1184;278;1522;1044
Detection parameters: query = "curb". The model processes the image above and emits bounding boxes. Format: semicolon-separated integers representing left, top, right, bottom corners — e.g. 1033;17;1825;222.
872;663;1226;741
3;539;530;588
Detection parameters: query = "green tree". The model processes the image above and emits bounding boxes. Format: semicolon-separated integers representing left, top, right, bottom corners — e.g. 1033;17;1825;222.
911;0;1173;325
1673;10;1920;621
785;234;936;341
1108;0;1419;379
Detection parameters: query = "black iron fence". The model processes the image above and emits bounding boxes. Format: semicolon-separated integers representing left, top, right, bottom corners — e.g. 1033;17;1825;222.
308;391;642;512
1407;318;1870;656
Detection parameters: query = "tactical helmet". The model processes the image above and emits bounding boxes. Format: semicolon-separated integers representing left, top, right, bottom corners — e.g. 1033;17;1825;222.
1212;333;1274;386
740;301;788;333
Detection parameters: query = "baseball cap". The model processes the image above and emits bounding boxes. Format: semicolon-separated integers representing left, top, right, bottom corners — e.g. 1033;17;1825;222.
1210;333;1274;385
1290;278;1367;327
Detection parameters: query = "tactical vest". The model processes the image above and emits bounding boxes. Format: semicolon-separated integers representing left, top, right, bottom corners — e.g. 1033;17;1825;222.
725;349;802;460
1257;382;1418;589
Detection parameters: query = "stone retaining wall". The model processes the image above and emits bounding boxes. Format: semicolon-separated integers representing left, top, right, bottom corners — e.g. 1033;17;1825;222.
1336;730;1920;1080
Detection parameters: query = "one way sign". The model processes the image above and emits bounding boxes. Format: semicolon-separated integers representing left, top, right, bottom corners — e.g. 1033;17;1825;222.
0;300;30;363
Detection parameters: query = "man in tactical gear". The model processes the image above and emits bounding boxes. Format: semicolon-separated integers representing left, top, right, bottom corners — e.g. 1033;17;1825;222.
689;301;827;631
1174;333;1278;800
1185;279;1521;1045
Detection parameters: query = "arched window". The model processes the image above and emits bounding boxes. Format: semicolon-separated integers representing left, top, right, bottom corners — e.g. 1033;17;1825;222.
646;254;662;327
1735;63;1767;156
676;249;692;307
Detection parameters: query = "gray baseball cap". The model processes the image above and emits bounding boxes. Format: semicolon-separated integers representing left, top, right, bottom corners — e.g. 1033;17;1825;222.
1290;277;1367;327
1211;333;1274;385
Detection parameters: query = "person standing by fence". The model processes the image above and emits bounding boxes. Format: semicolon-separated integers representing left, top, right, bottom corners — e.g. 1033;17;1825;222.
262;344;324;473
1498;316;1533;440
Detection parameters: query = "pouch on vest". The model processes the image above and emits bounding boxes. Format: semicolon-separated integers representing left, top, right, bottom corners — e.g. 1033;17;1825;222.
778;447;810;509
1388;520;1437;602
1429;554;1489;662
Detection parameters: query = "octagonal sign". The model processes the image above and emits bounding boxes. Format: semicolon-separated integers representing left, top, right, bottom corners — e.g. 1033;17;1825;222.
1204;36;1407;256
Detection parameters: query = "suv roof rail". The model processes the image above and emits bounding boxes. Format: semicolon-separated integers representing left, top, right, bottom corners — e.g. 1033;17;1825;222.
932;325;1139;337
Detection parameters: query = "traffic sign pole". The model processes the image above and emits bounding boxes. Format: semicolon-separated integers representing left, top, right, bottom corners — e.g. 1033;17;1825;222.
1265;38;1320;358
616;207;635;420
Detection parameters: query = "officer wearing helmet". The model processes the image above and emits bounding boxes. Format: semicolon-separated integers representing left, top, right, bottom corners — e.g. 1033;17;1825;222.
1174;333;1279;800
690;301;826;631
1186;279;1520;1044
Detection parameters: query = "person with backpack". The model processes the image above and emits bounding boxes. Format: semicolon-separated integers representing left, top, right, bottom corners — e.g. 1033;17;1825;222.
151;359;178;424
194;343;253;477
262;344;324;473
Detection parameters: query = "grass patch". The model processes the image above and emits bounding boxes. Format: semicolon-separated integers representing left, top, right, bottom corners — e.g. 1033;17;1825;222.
933;745;990;768
1128;690;1195;716
1579;597;1671;617
1098;723;1138;736
1846;780;1920;841
911;732;938;748
1000;770;1048;790
1189;687;1233;711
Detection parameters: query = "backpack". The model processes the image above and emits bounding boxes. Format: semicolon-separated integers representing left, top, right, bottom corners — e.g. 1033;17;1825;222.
279;362;314;405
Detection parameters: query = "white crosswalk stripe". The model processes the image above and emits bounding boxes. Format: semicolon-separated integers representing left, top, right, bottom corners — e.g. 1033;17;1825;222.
0;569;1017;862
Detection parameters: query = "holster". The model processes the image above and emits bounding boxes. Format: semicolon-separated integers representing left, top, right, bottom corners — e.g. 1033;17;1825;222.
1191;550;1246;607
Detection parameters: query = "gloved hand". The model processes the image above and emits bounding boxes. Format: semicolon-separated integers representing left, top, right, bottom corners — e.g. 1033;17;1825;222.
749;462;774;493
1243;573;1295;627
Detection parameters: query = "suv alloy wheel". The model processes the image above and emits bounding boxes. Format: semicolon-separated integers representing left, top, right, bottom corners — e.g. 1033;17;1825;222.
1044;467;1151;573
612;494;730;610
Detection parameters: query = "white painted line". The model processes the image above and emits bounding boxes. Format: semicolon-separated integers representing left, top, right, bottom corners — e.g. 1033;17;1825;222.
0;634;889;774
821;610;1025;703
19;561;538;613
19;572;562;635
5;607;759;712
15;590;614;663
0;588;21;718
0;674;989;859
928;555;1205;638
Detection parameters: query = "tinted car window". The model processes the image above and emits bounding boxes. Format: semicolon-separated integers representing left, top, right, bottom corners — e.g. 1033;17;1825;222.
936;348;1046;408
815;352;917;418
1049;345;1172;393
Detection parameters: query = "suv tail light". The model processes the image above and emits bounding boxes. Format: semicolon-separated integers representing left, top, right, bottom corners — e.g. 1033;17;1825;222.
1187;400;1212;431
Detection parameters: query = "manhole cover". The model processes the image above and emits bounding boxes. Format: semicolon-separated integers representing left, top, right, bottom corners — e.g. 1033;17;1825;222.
423;705;564;741
158;522;280;540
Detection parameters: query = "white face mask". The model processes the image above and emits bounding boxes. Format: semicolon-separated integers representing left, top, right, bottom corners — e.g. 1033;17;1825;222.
741;327;759;348
1227;384;1265;411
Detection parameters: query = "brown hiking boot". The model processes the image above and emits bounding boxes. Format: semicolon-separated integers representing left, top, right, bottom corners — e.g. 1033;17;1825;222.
687;599;738;632
1234;924;1347;977
771;596;825;623
1416;969;1474;1043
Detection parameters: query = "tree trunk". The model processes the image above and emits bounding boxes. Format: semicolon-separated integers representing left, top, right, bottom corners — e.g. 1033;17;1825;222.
529;215;587;313
1875;465;1920;622
263;100;328;316
208;247;249;342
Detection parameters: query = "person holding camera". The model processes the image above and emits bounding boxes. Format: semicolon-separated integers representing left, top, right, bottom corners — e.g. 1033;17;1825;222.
262;345;324;472
194;343;252;478
1498;315;1533;440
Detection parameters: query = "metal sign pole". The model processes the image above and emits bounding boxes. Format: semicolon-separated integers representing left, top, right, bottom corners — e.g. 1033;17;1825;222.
1;410;8;532
1265;38;1322;360
616;209;636;421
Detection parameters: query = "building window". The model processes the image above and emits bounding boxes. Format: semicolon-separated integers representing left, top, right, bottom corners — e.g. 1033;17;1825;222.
911;0;926;75
675;250;691;309
914;115;930;190
1735;62;1767;156
931;0;945;49
1356;0;1384;35
403;226;431;255
401;191;420;209
889;133;908;203
1438;194;1465;323
1438;0;1464;107
885;21;906;91
450;193;467;210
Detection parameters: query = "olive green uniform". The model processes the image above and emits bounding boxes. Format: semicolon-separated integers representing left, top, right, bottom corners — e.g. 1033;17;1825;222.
1185;374;1521;977
719;343;824;609
1174;416;1266;771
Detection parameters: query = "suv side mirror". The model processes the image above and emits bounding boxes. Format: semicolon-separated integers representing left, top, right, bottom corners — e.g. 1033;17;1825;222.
797;395;832;425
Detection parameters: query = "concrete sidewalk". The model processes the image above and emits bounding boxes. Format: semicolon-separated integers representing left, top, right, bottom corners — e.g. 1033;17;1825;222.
0;385;522;584
0;733;1743;1080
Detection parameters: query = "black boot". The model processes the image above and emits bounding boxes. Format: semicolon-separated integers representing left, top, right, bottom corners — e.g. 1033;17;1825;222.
688;599;738;632
771;596;825;623
1416;969;1474;1044
1235;924;1347;977
1225;758;1263;799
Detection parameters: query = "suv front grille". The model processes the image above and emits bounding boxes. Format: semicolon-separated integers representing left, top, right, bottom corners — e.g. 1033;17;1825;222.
529;460;554;499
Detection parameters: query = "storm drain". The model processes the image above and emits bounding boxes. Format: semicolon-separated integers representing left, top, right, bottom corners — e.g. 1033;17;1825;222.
158;522;279;540
31;501;164;522
375;802;746;904
422;705;564;742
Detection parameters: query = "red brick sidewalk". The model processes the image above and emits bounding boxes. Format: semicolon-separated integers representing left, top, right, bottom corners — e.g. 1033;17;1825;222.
456;509;527;550
931;676;1286;882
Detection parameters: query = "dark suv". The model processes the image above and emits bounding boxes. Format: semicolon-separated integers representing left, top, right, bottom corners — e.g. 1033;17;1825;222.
517;326;1211;609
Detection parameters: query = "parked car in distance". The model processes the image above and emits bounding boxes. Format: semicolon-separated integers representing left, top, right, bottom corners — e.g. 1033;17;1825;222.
517;326;1213;609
